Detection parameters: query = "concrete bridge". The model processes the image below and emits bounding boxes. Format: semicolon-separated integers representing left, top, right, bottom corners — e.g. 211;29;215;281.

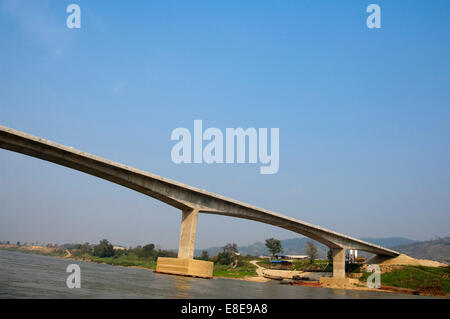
0;125;399;280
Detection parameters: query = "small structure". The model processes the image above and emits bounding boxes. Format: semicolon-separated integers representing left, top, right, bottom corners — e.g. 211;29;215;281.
270;260;294;270
347;249;358;263
276;254;308;260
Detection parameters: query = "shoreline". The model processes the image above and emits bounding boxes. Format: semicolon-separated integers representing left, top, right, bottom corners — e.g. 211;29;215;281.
0;249;388;293
0;248;446;297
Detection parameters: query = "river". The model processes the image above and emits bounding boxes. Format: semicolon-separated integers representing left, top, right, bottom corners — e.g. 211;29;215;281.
0;250;424;299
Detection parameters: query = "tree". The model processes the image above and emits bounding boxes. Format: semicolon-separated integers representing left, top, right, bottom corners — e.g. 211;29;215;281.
137;244;155;258
93;239;114;257
327;249;333;264
80;242;91;254
155;249;177;258
265;238;283;257
223;243;238;254
216;251;233;265
216;243;239;266
306;241;318;264
199;250;210;261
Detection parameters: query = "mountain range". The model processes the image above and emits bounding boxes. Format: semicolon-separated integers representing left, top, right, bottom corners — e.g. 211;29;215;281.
195;236;450;262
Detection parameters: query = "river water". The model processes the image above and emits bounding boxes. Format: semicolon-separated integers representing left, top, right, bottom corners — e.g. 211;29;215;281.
0;250;424;299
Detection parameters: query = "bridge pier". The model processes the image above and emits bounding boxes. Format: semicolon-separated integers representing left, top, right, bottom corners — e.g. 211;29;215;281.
177;208;199;259
331;248;345;279
156;208;214;278
320;247;353;287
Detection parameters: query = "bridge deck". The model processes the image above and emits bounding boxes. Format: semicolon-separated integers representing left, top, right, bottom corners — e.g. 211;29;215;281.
0;125;399;257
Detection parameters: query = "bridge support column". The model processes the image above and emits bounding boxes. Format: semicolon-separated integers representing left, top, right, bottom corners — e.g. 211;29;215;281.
155;208;213;279
332;248;345;279
320;248;353;287
177;208;199;259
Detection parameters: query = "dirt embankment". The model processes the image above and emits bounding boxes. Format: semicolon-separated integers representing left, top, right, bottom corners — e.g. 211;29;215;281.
19;245;56;254
0;244;16;249
0;244;56;254
368;254;445;266
363;254;447;273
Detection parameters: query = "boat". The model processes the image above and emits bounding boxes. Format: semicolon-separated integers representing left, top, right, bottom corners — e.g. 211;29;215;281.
263;274;284;281
290;281;322;287
292;275;310;281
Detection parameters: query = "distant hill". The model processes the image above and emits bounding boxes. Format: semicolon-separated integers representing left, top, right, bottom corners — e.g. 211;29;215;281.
194;238;328;258
358;237;416;248
391;237;450;263
195;236;417;259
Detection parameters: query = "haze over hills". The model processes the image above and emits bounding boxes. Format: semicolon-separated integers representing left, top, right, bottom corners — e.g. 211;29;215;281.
390;237;450;263
195;237;417;259
195;237;450;263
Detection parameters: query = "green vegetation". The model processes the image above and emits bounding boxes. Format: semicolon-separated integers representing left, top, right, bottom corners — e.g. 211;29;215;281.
0;245;19;252
196;250;210;261
0;240;259;279
135;244;156;258
213;243;240;266
265;238;283;257
257;258;330;271
346;263;362;273
93;239;114;257
89;254;157;269
327;249;333;264
67;240;177;270
306;241;318;264
213;262;257;278
2;239;450;294
0;239;176;271
207;243;258;278
360;265;450;295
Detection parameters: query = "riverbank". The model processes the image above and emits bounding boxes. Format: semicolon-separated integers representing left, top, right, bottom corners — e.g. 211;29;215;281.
1;245;448;297
3;249;424;299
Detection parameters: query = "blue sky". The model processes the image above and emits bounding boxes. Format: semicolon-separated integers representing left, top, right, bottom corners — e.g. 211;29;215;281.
0;0;449;249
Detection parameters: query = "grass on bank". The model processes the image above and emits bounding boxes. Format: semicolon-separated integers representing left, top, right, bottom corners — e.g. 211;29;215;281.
257;258;330;271
0;244;249;275
0;245;258;277
88;254;157;270
81;252;258;278
89;253;258;277
213;262;258;278
360;265;450;294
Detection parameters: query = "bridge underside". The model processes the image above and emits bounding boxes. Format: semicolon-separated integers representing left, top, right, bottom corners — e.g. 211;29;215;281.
0;126;399;279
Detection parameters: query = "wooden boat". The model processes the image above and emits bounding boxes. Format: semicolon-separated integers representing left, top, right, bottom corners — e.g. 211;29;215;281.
380;285;419;295
292;275;309;281
290;281;322;287
263;274;284;281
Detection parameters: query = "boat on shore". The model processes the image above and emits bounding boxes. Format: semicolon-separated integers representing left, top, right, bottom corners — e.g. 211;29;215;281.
290;280;322;287
263;273;284;281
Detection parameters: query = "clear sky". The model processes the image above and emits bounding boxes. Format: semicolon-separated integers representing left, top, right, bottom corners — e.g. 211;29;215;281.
0;0;449;249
